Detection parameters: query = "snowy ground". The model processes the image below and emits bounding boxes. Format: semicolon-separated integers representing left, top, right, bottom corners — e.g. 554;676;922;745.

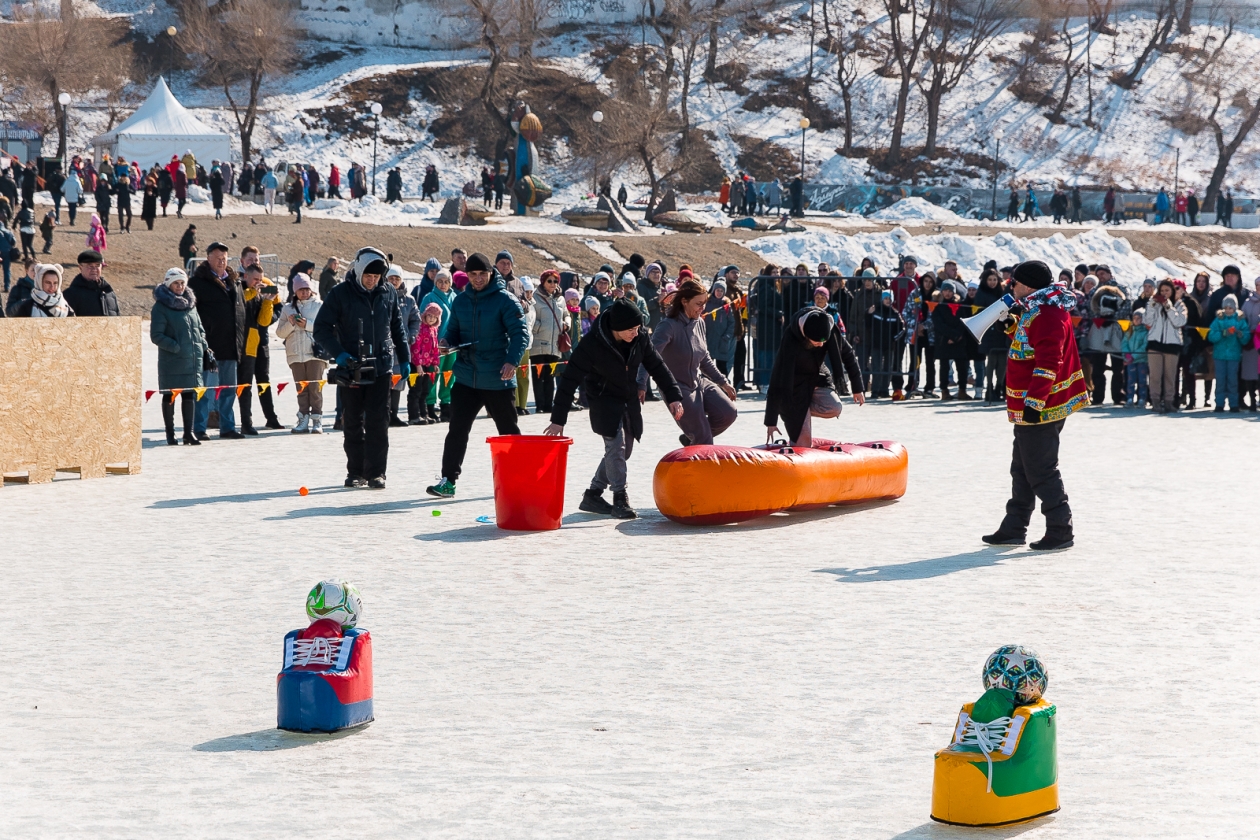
2;339;1258;838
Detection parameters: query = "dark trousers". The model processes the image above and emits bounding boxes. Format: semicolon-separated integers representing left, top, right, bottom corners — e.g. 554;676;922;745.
733;335;747;388
530;353;560;412
405;369;435;420
440;382;520;481
66;201;77;226
161;391;196;439
1000;420;1072;538
1088;352;1125;404
237;350;279;428
342;375;392;479
117;199;132;231
939;356;968;395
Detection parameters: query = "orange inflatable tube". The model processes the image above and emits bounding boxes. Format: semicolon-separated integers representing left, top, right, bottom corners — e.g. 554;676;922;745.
652;439;908;525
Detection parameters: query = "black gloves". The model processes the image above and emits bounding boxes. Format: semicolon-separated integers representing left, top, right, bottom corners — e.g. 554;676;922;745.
1023;405;1041;424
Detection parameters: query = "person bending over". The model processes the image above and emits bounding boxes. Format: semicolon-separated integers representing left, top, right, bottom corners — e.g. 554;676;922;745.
765;307;864;447
545;299;683;520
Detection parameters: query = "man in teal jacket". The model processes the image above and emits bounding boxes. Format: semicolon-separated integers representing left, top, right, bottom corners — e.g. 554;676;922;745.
427;252;529;497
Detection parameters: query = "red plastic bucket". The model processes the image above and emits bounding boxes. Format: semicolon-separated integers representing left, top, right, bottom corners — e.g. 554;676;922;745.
486;435;574;531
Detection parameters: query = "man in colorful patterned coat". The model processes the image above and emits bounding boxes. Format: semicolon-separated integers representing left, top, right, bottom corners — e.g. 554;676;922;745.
983;260;1088;551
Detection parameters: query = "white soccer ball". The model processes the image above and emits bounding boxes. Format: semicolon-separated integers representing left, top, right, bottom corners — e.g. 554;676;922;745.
305;579;362;628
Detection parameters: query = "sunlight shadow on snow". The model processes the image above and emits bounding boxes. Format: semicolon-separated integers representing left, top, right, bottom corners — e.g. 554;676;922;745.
414;513;606;542
886;816;1050;839
192;725;367;752
614;500;897;535
150;486;346;508
265;495;494;520
815;547;1025;583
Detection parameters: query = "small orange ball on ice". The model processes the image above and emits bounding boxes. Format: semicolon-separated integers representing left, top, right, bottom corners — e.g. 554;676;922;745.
299;486;309;496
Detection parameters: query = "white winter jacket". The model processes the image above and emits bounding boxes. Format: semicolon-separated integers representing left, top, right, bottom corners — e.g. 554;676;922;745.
531;292;569;355
1143;298;1186;347
276;298;324;365
63;174;83;203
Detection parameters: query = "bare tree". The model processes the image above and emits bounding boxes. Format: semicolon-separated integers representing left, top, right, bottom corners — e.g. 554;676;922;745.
821;0;860;154
882;0;936;166
0;3;133;162
918;0;1010;157
513;0;560;67
1200;89;1260;212
463;0;513;128
1047;7;1084;124
178;0;301;164
1114;0;1179;88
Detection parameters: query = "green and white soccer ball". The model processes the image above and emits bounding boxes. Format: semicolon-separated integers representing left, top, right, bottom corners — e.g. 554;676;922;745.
305;579;363;628
983;645;1048;704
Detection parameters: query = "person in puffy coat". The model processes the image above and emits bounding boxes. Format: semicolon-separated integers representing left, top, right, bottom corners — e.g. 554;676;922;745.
276;273;326;433
386;265;421;426
1085;282;1129;405
426;253;529;498
703;279;736;374
530;269;569;414
1142;279;1186;413
974;270;1010;404
1207;294;1249;411
642;280;737;446
420;269;457;420
931;281;975;400
867;289;907;399
150;267;207;446
545;298;684;520
765;306;864;448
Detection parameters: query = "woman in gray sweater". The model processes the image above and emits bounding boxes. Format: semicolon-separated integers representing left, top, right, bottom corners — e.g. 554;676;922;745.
641;279;738;446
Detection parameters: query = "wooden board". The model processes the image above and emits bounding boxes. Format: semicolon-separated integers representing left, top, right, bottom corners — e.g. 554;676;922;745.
0;317;142;484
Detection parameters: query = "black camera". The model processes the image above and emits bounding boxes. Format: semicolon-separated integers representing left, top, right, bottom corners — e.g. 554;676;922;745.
328;355;377;387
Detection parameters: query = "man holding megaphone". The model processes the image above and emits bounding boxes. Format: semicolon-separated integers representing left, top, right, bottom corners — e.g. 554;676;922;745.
981;260;1088;551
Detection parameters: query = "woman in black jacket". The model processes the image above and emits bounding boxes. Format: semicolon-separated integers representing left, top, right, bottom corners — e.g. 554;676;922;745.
931;280;976;400
974;270;1010;404
765;306;864;447
545;298;683;520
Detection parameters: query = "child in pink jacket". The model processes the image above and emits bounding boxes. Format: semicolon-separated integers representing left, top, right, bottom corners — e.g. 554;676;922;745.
409;303;442;423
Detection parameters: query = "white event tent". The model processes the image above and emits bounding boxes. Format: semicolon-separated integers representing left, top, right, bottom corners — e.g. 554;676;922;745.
91;77;232;168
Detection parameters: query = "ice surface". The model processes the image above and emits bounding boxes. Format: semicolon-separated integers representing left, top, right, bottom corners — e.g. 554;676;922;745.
2;338;1256;837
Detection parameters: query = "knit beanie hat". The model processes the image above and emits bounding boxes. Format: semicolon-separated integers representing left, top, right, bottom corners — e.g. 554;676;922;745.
495;250;513;264
1012;260;1054;290
290;272;312;292
607;298;643;330
583;296;600;311
464;252;492;273
1222;264;1241;280
163;267;188;287
422;302;443;324
799;309;832;342
1223;293;1239;310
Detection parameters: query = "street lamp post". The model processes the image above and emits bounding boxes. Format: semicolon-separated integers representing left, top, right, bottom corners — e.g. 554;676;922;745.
370;102;382;196
57;92;71;166
1172;136;1183;198
166;26;177;78
990;127;1004;221
798;117;809;217
591;109;604;194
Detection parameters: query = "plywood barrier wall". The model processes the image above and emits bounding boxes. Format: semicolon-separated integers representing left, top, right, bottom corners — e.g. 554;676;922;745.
0;317;142;484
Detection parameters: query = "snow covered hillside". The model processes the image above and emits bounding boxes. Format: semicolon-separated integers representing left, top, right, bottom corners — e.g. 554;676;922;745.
67;0;1260;202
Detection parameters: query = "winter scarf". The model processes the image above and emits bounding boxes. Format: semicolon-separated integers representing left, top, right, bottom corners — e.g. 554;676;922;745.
30;287;71;317
153;283;195;312
1012;282;1075;349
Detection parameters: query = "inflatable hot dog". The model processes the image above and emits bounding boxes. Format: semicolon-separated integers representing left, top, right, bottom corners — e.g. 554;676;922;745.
652;439;907;525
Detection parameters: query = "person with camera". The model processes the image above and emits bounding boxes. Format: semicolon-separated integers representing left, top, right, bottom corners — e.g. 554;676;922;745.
426;252;529;499
237;263;285;434
982;261;1087;552
314;247;410;489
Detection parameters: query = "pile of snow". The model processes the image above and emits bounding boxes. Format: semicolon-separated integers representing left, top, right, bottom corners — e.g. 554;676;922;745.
869;198;967;224
186;184;210;203
305;195;444;224
747;227;1204;290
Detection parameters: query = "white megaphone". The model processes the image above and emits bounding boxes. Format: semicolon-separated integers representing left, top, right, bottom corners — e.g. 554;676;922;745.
963;293;1016;341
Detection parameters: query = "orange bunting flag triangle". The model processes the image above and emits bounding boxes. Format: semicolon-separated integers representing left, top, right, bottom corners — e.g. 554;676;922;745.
296;381;307;394
1071;316;1082;327
276;382;287;394
391;374;402;386
926;301;938;312
443;371;453;385
194;387;207;400
144;390;156;402
535;364;544;375
168;389;182;403
1117;319;1131;332
236;384;248;397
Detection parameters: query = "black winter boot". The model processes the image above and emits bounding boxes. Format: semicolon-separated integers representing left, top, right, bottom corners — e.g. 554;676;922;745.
180;394;199;445
610;491;638;520
161;399;179;445
579;488;614;515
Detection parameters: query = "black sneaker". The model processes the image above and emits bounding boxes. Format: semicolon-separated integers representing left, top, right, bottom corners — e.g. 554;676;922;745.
1030;534;1074;551
389;416;408;427
679;433;692;447
241;426;260;436
345;475;367;488
220;430;245;440
264;418;285;430
982;530;1026;546
579;488;613;515
610;491;637;520
195;431;210;441
368;476;386;489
